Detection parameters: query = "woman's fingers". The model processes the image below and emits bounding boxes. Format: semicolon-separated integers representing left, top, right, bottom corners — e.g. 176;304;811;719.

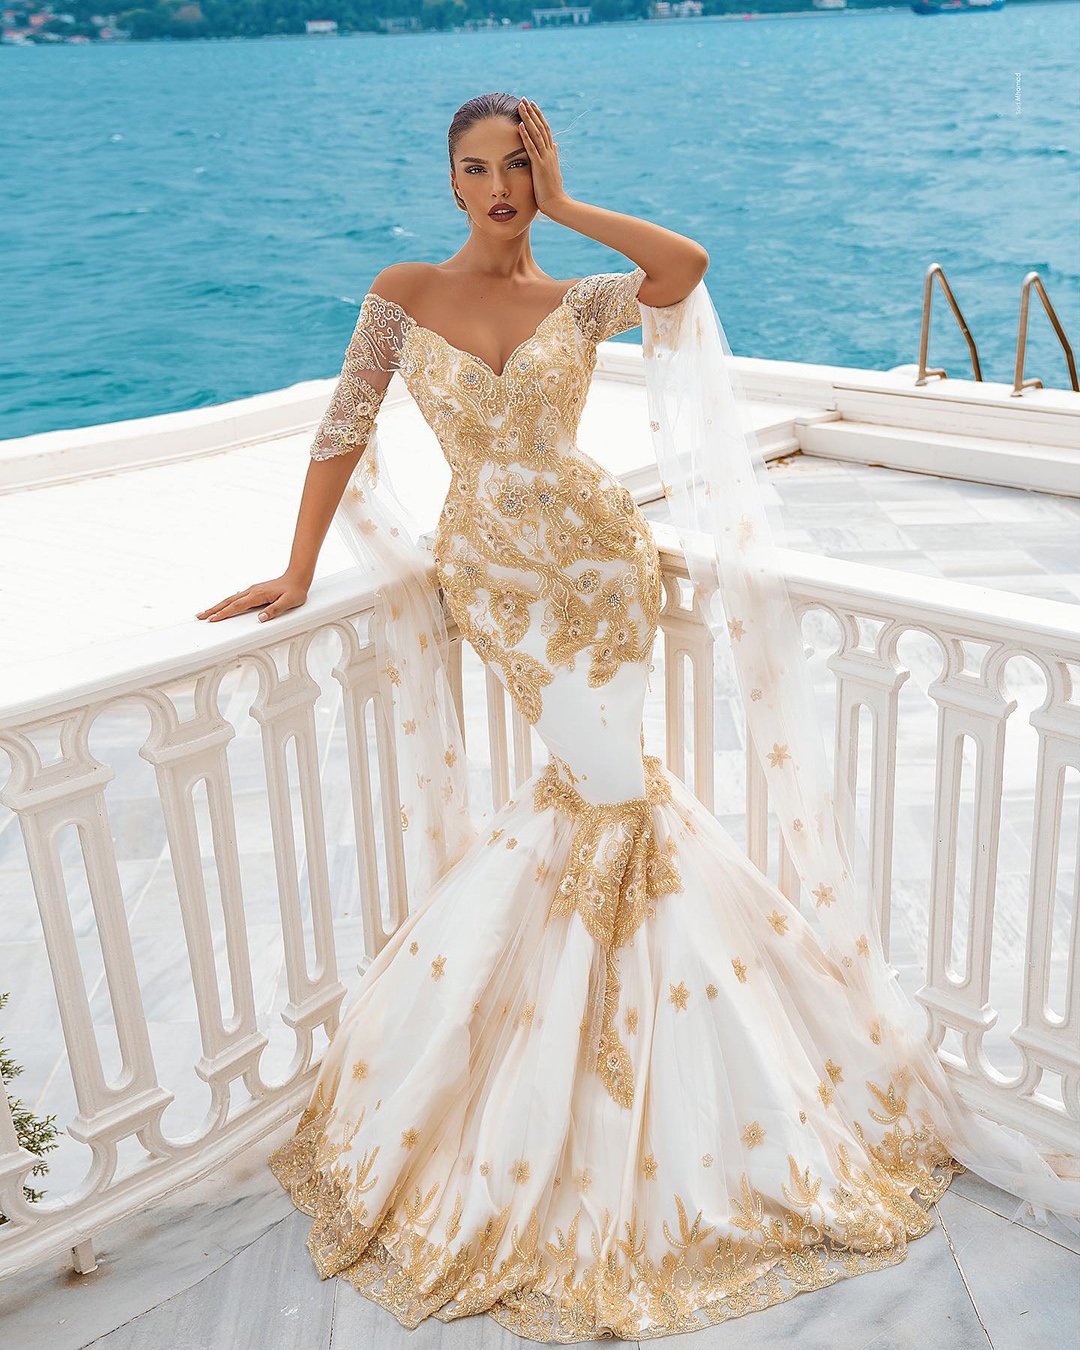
522;98;553;149
259;587;308;623
518;99;542;149
196;589;247;619
518;98;563;212
197;586;264;622
206;596;259;621
197;578;306;624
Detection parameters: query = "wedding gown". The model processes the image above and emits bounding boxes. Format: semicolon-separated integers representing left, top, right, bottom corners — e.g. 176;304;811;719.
268;266;1079;1342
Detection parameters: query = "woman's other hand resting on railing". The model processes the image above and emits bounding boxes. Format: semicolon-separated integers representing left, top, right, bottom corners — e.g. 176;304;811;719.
195;448;363;624
195;571;311;624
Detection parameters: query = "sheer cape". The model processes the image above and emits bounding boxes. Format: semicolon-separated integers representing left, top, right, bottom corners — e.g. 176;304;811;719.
322;275;1080;1235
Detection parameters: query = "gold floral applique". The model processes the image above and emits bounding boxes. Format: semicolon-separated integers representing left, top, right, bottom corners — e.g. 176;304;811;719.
532;752;682;1109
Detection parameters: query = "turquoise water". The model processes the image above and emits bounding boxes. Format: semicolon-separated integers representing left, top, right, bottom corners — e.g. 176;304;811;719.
2;6;1077;439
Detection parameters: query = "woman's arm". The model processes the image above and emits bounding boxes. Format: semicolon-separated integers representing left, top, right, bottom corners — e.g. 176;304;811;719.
516;98;709;309
197;269;409;625
195;449;360;625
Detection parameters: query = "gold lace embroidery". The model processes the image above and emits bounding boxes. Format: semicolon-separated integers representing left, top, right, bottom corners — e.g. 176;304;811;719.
533;751;682;1109
309;292;410;460
313;269;654;726
418;268;653;723
268;1070;963;1342
564;267;649;344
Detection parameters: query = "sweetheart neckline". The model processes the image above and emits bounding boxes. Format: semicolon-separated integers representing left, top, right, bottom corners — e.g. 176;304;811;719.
365;277;585;381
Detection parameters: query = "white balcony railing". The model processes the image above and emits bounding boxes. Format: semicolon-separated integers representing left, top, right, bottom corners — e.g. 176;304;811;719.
1;538;1077;1280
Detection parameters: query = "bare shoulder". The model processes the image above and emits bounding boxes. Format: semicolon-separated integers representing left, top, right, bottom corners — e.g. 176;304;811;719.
368;262;438;312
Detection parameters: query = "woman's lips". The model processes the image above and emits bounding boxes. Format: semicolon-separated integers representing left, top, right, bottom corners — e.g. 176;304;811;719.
488;206;516;220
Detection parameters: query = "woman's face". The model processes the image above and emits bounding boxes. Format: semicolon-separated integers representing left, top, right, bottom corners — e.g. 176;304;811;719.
450;116;536;234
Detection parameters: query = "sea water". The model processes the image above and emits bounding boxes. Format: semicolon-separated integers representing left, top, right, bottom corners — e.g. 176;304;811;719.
2;4;1077;438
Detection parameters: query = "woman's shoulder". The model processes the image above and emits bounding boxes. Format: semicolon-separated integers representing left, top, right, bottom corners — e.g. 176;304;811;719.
367;261;437;314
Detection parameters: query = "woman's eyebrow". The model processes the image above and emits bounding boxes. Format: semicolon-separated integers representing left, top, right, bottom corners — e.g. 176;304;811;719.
458;149;529;164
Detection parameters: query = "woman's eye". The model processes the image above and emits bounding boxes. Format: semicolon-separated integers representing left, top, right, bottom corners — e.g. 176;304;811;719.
465;161;529;174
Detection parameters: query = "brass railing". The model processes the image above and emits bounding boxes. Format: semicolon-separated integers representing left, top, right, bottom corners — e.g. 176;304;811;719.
915;263;983;385
1012;270;1079;396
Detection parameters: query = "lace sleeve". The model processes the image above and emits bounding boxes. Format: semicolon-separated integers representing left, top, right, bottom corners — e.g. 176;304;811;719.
310;292;411;461
566;266;647;344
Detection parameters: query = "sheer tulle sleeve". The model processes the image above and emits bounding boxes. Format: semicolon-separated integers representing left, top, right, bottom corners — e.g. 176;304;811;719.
316;287;478;905
567;266;647;344
310;293;410;461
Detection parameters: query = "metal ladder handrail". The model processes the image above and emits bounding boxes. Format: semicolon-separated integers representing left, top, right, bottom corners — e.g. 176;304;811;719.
1012;270;1079;396
915;263;983;385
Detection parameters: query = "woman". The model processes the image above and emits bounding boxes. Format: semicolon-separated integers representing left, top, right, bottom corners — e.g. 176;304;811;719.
197;93;1078;1341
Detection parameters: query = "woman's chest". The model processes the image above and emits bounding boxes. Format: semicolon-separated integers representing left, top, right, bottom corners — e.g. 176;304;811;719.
395;313;598;470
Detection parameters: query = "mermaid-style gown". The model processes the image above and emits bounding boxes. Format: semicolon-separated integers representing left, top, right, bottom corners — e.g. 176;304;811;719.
268;267;963;1342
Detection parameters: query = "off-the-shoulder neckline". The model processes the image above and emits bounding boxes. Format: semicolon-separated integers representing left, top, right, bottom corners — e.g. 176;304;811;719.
364;266;645;381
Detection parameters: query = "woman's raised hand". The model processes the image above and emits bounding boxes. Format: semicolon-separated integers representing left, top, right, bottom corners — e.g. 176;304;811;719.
517;98;566;216
196;572;310;624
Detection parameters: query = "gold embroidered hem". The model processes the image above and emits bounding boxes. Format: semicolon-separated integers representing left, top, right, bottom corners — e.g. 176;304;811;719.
268;1073;964;1344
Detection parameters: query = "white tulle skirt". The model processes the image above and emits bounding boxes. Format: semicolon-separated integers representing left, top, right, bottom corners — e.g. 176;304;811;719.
269;651;983;1341
270;273;1079;1341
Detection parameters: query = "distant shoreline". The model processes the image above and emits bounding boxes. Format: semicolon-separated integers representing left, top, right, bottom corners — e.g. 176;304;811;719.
6;0;1074;49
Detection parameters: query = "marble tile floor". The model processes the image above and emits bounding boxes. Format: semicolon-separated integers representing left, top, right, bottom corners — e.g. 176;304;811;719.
751;454;1080;606
73;1171;1080;1350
